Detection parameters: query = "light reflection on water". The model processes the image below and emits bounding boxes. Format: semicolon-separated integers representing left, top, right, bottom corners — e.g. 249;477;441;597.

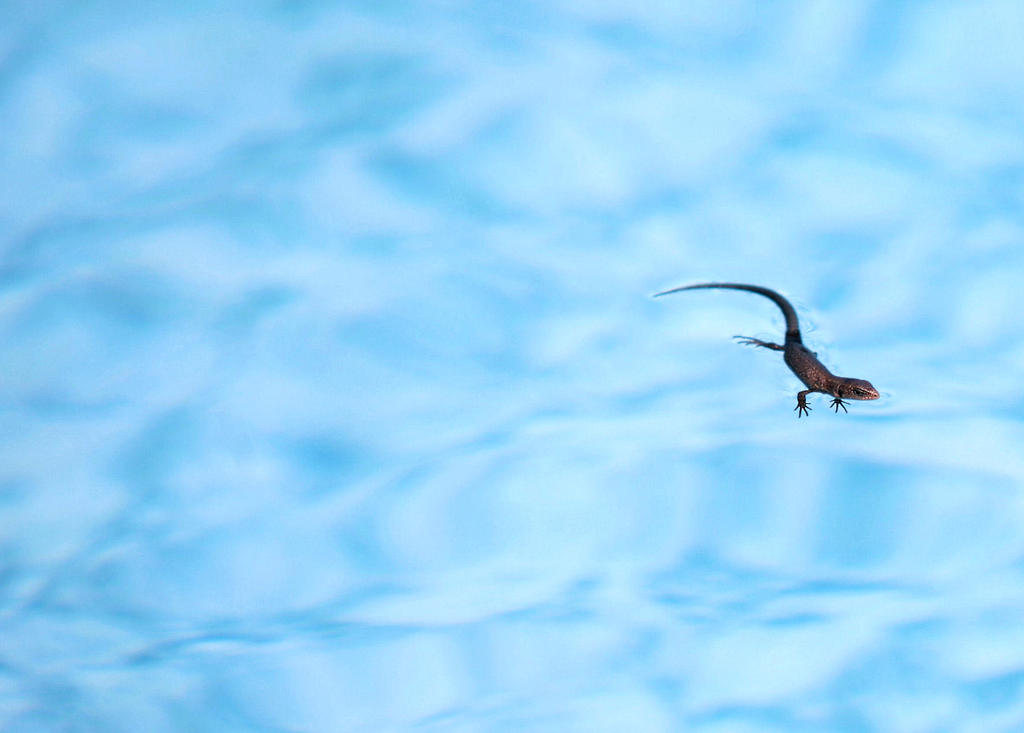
4;2;1024;731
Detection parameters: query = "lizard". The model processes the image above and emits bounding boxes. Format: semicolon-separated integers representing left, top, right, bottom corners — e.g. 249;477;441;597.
655;282;879;417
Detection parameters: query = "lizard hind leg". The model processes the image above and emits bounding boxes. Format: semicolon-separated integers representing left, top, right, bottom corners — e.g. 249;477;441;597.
734;335;784;351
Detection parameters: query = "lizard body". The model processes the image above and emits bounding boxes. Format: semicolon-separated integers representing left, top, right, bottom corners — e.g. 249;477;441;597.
655;282;879;416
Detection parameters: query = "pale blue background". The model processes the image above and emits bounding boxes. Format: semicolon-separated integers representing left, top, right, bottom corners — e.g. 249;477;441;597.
3;2;1024;731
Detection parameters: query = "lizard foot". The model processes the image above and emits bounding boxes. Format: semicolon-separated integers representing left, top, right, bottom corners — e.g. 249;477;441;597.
795;401;811;418
830;397;848;414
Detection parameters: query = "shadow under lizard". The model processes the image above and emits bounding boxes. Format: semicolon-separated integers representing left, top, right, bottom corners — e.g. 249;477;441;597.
655;282;879;417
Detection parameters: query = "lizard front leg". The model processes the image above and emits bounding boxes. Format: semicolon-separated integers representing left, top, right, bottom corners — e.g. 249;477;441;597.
795;389;813;417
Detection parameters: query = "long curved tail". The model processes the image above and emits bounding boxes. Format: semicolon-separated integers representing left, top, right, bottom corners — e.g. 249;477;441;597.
654;282;802;342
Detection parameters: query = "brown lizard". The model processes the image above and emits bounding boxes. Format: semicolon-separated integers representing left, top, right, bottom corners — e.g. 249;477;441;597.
656;282;879;416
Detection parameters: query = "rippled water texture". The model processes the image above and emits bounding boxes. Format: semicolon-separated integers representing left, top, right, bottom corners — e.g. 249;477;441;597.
4;2;1024;731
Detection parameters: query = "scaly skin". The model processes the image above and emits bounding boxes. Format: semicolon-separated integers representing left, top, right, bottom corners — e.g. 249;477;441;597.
655;282;879;417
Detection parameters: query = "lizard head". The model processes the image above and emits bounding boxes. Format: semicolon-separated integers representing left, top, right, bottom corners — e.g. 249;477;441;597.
839;378;879;401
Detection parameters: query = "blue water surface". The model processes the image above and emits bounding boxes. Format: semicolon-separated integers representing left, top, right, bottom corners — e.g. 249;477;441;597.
4;2;1024;731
